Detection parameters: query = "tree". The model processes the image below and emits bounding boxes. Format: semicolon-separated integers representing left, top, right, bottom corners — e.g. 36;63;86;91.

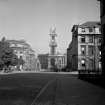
0;37;19;71
17;56;25;70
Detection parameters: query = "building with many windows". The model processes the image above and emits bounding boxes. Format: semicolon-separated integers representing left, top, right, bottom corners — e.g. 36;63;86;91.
67;21;102;73
38;53;66;71
97;0;105;77
6;39;41;71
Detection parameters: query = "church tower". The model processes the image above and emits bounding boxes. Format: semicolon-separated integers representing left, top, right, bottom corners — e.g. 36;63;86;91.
48;27;57;70
49;27;57;55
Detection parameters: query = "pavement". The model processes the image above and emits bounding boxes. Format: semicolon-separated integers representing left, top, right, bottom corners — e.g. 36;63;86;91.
0;70;78;74
0;72;105;105
31;74;105;105
56;76;105;105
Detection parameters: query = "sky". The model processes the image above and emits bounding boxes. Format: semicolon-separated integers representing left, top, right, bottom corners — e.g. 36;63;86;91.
0;0;100;54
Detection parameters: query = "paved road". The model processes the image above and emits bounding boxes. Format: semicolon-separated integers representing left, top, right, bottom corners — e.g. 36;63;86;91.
0;72;105;105
31;73;105;105
0;72;56;105
56;76;105;105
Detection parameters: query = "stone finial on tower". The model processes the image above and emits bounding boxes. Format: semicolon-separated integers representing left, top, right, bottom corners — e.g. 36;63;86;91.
49;27;57;36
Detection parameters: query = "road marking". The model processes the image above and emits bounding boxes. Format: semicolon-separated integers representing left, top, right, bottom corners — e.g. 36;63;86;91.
30;78;57;105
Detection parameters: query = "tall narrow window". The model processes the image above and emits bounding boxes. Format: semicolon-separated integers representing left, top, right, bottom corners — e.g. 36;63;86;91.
81;59;86;68
88;45;94;56
89;59;94;70
81;36;85;43
88;36;93;43
95;28;99;34
89;28;93;33
81;45;86;55
98;38;102;43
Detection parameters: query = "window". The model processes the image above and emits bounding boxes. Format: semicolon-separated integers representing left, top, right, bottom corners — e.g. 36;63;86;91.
62;58;64;65
11;44;15;47
88;36;93;43
20;56;23;59
81;45;86;55
88;45;94;56
99;27;101;33
59;59;62;65
89;59;94;70
81;59;86;67
81;36;85;43
98;45;101;51
81;28;85;33
99;51;101;55
89;28;93;33
98;38;102;43
20;51;23;54
95;28;99;34
52;36;55;40
14;50;17;53
51;58;55;66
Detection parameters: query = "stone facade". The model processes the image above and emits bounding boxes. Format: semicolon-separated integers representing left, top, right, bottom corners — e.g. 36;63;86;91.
38;54;48;70
98;0;105;76
48;28;67;71
6;39;40;71
48;54;67;71
67;22;102;72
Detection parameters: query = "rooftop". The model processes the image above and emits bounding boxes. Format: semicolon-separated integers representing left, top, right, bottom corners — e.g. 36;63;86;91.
6;39;30;47
79;21;101;28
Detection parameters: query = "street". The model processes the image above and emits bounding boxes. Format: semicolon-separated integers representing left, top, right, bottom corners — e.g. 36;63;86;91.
0;72;105;105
